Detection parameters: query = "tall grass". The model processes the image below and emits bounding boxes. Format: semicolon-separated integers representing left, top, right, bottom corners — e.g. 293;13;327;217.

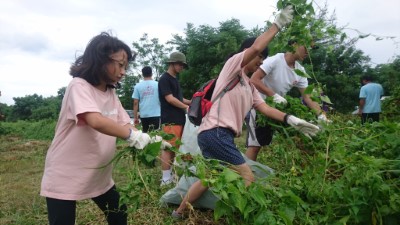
0;119;56;140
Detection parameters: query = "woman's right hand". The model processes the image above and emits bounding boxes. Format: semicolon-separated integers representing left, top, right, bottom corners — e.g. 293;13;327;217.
274;5;294;30
126;129;151;149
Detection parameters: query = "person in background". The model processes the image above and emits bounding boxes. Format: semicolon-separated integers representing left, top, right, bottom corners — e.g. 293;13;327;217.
172;6;320;219
245;40;330;161
158;51;191;186
132;66;161;132
358;75;383;124
40;32;155;225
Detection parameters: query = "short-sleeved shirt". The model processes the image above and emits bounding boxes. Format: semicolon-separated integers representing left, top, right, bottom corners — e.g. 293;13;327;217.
132;80;160;118
40;78;130;201
158;72;186;125
198;51;265;136
259;53;308;97
359;82;383;113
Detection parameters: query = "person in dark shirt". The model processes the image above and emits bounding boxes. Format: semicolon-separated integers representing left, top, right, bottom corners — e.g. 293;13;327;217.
158;51;191;186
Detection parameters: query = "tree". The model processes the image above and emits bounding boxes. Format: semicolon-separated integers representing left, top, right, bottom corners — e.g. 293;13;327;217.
0;103;12;121
11;94;45;121
169;19;254;97
117;74;140;110
31;96;61;121
374;56;400;96
7;92;62;121
131;33;173;80
117;33;173;110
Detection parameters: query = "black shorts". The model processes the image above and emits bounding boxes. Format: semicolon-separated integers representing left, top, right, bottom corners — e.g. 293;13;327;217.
245;109;274;147
141;116;160;133
361;113;380;124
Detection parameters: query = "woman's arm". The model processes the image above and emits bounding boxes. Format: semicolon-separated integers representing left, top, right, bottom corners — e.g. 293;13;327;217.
242;25;279;67
80;112;135;139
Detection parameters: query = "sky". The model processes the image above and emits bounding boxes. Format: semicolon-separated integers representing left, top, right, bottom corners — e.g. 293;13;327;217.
1;0;399;105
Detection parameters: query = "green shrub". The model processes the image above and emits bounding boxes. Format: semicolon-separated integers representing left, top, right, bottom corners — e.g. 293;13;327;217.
0;119;56;140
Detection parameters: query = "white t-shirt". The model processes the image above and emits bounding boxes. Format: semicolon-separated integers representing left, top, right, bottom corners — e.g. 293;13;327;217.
40;78;130;200
198;51;265;136
259;53;308;98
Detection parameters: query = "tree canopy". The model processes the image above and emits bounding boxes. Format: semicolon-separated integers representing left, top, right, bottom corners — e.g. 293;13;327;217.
1;1;399;120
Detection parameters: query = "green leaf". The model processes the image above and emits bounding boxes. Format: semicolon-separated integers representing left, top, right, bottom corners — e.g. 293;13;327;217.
243;205;256;220
278;206;295;225
359;34;370;39
222;168;241;183
214;200;231;220
304;84;314;95
251;187;267;206
294;69;311;78
320;95;332;104
255;210;275;225
277;0;283;9
232;189;247;213
285;190;305;204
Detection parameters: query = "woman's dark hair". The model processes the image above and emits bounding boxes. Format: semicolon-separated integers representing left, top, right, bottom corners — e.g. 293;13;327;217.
226;37;269;60
69;32;134;88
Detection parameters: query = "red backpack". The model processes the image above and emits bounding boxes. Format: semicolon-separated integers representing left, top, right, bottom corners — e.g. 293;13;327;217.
188;75;241;126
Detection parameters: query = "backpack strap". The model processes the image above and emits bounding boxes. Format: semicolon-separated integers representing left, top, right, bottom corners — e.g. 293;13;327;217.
211;74;241;103
244;109;256;140
214;73;241;132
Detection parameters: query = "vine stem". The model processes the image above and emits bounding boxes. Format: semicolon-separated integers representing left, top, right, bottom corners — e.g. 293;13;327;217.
134;155;155;199
322;132;332;191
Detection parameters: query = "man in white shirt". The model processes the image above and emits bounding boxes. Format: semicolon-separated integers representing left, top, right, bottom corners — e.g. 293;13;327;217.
245;40;329;161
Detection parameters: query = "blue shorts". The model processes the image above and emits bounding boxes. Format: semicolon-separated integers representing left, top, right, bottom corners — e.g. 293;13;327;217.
198;127;245;165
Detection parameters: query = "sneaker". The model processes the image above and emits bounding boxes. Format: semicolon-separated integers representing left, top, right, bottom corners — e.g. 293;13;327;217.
160;179;174;187
171;210;184;219
160;174;178;187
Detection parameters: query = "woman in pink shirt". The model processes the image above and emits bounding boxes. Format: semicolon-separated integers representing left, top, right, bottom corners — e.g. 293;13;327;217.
172;6;320;219
40;32;155;225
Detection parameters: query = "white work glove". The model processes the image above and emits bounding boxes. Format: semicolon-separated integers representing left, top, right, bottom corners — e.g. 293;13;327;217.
151;135;173;150
317;114;332;123
126;129;151;149
272;93;288;105
274;5;294;30
286;115;320;139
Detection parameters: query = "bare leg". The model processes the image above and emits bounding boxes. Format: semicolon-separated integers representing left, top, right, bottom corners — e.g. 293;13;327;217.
230;163;255;186
245;146;261;161
161;150;175;170
175;180;209;214
174;163;254;215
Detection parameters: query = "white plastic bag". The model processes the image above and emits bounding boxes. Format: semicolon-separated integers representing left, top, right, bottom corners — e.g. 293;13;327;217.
179;115;201;155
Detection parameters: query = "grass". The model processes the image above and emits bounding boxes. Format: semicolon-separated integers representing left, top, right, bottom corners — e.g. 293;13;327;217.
0;135;231;225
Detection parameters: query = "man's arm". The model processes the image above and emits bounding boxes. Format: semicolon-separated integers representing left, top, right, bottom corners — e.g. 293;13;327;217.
183;98;192;105
165;94;189;110
299;88;324;115
250;68;275;96
133;99;140;125
358;98;365;115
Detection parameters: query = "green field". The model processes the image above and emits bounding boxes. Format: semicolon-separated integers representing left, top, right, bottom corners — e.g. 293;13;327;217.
1;113;399;224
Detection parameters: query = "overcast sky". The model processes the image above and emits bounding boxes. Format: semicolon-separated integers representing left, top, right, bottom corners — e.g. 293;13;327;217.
1;0;399;105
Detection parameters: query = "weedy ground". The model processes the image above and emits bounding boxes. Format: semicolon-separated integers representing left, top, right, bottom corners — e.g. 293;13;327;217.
0;135;232;225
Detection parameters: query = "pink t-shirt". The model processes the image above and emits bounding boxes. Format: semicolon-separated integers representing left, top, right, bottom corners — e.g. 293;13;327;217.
40;78;131;200
198;51;264;136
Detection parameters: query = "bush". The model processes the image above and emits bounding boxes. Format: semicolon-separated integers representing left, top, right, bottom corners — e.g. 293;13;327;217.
0;119;56;140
